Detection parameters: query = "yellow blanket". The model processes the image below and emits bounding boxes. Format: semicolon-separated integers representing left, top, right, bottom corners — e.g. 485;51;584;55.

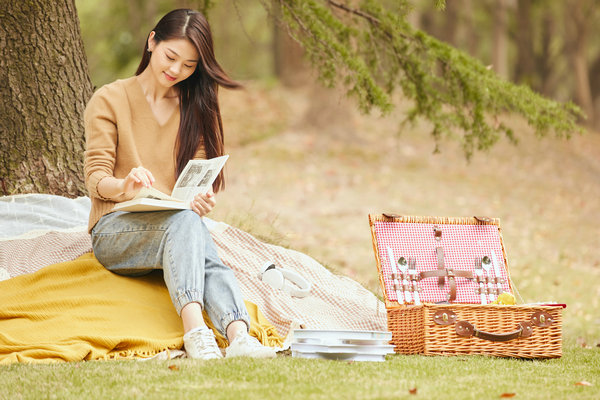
0;253;283;364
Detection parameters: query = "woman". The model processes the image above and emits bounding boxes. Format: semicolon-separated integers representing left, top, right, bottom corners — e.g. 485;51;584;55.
84;9;276;360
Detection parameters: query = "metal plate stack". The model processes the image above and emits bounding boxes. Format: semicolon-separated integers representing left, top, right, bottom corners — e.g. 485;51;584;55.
291;330;394;362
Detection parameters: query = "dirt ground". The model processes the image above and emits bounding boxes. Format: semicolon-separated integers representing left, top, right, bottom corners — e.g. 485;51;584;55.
211;81;600;342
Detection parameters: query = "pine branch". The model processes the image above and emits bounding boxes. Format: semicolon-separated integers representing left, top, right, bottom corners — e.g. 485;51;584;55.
263;0;583;157
326;0;381;28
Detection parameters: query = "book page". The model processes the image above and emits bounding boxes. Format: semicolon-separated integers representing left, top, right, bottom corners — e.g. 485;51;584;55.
133;186;181;202
171;155;229;201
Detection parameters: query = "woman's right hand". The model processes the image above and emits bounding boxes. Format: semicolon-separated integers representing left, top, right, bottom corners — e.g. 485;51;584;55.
121;166;155;195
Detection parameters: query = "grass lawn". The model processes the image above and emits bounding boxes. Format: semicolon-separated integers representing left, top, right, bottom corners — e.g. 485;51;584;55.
2;84;598;399
1;342;598;400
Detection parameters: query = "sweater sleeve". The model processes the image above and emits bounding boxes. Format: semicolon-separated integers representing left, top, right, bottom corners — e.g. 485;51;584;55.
83;86;119;200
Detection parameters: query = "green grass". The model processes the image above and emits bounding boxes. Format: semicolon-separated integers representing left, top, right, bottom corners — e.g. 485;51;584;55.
1;343;598;400
3;83;598;398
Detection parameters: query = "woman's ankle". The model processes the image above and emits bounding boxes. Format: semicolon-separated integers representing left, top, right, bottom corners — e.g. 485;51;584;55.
226;320;249;342
181;302;207;333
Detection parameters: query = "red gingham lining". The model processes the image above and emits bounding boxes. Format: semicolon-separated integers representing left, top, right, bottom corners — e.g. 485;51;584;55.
373;221;511;304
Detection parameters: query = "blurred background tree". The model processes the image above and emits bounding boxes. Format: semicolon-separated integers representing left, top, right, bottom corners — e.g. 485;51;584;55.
78;0;600;134
2;0;595;196
412;0;600;130
79;0;593;154
77;0;275;87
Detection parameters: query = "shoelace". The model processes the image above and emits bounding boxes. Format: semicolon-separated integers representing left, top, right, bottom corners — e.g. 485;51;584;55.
191;329;222;357
234;333;261;348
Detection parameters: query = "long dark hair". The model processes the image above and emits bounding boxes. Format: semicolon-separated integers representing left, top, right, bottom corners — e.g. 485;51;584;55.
135;9;240;192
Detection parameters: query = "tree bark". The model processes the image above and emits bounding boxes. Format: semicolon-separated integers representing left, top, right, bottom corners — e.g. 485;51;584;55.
0;0;93;197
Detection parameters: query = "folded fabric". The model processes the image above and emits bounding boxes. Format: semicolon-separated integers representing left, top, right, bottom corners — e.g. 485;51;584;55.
0;193;387;344
0;194;90;240
0;253;283;364
211;225;388;336
0;231;92;280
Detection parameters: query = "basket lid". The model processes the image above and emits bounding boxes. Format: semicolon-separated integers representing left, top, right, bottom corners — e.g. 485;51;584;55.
369;214;513;306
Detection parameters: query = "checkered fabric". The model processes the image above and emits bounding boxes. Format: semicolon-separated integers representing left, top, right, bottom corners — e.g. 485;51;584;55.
0;222;387;338
211;224;388;336
0;231;92;280
373;221;511;304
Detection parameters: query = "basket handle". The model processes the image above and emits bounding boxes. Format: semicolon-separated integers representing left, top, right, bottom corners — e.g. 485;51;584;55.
455;320;533;342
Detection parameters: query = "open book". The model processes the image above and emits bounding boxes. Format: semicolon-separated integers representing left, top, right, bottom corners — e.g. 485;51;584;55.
113;155;228;212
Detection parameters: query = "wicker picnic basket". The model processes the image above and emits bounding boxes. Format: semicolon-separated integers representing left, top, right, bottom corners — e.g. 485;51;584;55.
369;214;563;359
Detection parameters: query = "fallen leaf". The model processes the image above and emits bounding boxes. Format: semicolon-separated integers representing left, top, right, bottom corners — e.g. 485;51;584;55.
574;381;592;386
409;387;417;395
500;394;516;398
168;364;179;371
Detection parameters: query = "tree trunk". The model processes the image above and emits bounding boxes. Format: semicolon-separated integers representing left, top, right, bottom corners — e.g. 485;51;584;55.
537;7;559;97
589;54;600;131
442;0;459;46
462;0;478;57
0;0;93;197
272;2;310;87
492;0;509;80
514;0;535;85
565;0;594;127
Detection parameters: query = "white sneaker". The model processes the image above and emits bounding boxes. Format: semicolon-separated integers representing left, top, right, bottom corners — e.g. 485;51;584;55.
225;332;277;358
183;327;223;360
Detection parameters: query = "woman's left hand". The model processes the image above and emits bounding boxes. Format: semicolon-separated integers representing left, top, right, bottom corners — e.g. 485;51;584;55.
190;190;216;217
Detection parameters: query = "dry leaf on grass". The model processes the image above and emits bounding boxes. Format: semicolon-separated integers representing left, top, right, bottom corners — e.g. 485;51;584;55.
408;387;417;395
574;381;592;386
168;364;179;371
500;393;516;398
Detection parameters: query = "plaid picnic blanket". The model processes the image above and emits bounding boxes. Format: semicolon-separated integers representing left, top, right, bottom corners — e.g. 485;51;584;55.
0;195;386;338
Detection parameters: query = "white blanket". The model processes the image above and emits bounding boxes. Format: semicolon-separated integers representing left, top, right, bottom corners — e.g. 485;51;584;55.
0;194;91;240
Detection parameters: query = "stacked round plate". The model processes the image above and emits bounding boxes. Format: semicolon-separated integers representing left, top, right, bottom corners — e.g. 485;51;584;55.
291;329;394;362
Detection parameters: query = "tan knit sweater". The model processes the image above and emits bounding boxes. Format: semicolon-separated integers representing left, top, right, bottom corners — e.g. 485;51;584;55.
84;76;205;232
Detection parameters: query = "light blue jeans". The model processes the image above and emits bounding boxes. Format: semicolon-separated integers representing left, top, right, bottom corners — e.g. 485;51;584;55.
91;210;250;336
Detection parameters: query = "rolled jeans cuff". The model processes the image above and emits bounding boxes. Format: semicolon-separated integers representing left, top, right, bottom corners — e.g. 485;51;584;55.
220;311;251;335
175;290;204;315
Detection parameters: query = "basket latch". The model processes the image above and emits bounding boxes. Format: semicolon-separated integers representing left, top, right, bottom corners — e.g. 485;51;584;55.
433;310;457;325
531;311;553;327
